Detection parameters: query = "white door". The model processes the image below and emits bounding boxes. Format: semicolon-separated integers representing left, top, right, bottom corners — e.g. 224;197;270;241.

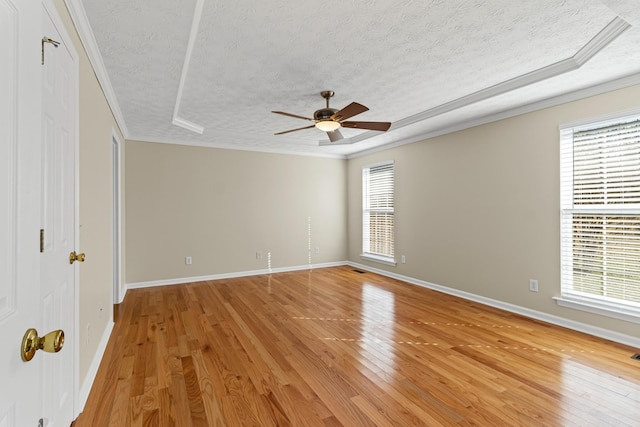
40;4;77;426
0;0;44;426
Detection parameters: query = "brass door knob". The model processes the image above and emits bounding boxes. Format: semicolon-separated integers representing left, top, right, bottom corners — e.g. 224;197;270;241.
21;328;64;362
69;251;85;264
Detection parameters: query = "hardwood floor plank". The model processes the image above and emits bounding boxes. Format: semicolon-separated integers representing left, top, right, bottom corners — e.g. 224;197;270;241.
131;316;150;397
156;388;174;427
166;348;192;427
189;349;224;426
108;376;132;427
74;266;640;426
181;355;208;426
142;408;160;427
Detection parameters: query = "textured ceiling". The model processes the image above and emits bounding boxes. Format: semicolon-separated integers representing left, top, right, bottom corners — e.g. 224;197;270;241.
80;0;640;157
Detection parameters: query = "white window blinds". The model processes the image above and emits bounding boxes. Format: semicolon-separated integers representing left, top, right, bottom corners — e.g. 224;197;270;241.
560;116;640;311
362;161;394;262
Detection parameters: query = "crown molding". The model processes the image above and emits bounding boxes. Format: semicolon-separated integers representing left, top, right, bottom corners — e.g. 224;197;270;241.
349;71;640;159
172;0;205;134
171;116;204;134
319;137;355;146
349;16;630;147
574;16;630;64
127;133;348;159
63;0;129;137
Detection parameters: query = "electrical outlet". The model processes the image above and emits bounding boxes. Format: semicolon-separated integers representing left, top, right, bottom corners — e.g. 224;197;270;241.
529;279;539;292
185;256;192;265
256;251;262;260
315;247;320;254
401;255;406;264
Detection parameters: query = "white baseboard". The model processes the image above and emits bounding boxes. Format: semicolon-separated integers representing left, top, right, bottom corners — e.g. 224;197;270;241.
77;319;115;413
125;261;347;290
118;285;127;305
347;261;640;348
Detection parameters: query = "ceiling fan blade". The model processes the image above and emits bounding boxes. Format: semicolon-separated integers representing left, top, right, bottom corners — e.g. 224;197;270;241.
274;124;316;135
331;102;369;121
341;121;391;132
327;129;344;142
272;111;315;121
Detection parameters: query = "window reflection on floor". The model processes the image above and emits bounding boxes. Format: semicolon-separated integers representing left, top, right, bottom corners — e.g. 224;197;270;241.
360;283;396;369
560;357;640;424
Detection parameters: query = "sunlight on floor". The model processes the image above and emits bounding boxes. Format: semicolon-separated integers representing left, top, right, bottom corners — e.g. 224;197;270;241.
559;357;640;424
359;283;396;368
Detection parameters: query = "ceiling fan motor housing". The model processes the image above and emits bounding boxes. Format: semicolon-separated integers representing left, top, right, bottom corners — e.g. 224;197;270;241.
314;108;338;121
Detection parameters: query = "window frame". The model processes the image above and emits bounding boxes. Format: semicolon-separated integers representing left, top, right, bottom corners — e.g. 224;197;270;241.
361;160;396;267
557;110;640;324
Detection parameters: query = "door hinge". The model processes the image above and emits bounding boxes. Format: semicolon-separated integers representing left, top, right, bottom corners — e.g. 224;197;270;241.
41;37;60;65
40;229;44;253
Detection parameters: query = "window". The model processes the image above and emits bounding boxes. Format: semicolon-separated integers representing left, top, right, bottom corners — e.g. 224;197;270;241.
362;161;395;266
559;113;640;322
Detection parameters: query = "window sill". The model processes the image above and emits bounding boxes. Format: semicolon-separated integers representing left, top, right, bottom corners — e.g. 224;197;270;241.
360;253;397;267
553;295;640;324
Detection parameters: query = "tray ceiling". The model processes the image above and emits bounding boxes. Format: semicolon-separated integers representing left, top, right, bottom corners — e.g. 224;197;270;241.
78;0;640;157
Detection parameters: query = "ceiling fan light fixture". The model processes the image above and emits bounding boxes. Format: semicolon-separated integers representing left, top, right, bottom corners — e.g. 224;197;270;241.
315;120;340;132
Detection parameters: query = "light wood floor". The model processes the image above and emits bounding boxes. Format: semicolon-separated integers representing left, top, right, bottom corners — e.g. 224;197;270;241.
73;266;640;426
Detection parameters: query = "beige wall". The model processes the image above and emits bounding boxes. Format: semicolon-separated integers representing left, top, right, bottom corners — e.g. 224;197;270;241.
125;141;347;283
348;84;640;339
55;0;123;386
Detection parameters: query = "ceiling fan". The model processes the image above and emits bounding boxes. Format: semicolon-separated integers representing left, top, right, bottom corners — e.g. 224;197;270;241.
272;91;391;142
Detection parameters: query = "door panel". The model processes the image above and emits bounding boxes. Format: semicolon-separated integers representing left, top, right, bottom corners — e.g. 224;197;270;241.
40;6;76;426
0;2;77;424
0;0;42;426
0;0;18;324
